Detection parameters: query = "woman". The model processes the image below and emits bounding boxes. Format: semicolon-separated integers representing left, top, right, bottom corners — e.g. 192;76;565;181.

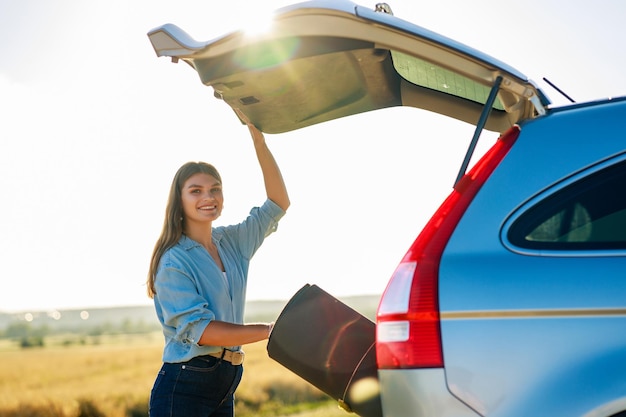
147;111;290;417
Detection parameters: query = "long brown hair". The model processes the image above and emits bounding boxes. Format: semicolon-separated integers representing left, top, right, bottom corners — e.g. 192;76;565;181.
147;162;222;298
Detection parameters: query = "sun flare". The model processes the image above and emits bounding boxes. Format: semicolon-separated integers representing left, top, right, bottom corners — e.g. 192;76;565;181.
238;5;276;37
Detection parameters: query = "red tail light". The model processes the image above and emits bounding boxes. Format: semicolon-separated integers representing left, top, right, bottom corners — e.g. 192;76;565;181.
376;126;521;369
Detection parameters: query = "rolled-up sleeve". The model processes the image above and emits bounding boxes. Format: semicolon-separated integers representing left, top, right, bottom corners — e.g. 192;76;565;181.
233;199;286;260
155;267;214;344
152;199;286;363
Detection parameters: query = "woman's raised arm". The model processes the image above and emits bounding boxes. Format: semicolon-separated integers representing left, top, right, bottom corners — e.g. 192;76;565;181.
235;109;290;211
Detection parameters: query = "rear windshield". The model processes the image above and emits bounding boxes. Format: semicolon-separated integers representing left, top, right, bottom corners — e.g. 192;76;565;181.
391;51;505;111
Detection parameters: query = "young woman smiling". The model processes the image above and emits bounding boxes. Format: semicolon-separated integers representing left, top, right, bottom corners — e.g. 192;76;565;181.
147;110;289;417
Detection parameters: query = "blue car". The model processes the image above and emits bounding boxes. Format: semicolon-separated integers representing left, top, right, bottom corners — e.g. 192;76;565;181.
148;2;626;416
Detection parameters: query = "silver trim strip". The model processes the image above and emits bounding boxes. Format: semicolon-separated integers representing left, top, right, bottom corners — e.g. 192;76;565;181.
442;308;626;320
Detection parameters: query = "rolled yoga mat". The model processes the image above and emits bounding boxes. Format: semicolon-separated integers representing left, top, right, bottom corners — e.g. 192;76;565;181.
267;284;382;417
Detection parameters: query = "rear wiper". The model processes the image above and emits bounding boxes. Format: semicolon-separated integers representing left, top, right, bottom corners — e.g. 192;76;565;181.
374;3;393;15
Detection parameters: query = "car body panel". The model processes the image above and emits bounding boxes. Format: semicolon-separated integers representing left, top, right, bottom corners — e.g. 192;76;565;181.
378;368;480;417
438;98;626;416
148;0;549;134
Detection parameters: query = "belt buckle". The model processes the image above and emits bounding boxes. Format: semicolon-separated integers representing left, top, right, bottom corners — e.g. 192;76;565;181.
230;350;245;365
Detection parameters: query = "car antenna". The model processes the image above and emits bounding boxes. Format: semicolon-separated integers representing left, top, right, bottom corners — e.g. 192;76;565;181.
543;77;576;103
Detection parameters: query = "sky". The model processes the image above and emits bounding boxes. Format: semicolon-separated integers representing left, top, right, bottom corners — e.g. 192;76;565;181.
1;0;625;313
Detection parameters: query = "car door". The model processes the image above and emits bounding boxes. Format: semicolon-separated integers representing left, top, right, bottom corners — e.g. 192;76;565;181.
438;102;626;416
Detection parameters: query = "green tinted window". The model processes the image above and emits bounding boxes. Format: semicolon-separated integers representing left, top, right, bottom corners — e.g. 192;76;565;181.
392;51;504;111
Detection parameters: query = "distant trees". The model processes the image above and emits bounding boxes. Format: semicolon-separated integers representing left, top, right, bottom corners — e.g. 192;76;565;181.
0;316;160;349
2;321;48;348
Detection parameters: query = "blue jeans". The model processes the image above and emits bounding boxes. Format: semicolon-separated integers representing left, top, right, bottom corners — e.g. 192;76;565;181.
149;355;244;417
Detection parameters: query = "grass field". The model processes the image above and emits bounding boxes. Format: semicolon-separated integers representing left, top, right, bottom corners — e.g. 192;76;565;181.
0;333;349;417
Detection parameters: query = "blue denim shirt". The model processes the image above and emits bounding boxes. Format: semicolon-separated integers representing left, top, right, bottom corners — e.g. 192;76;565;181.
153;199;286;363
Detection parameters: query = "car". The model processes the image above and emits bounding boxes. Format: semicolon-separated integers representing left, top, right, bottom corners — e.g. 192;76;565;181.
147;1;626;416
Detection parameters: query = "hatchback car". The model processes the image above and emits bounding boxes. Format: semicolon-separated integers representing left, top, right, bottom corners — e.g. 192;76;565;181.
148;1;626;416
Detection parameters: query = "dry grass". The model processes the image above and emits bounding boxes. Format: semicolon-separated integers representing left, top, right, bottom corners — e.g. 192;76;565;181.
0;333;348;417
0;333;162;416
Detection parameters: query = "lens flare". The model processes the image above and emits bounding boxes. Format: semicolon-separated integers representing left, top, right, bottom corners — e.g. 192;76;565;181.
348;377;380;404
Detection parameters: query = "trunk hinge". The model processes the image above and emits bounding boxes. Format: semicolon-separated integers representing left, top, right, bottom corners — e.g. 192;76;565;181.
454;75;503;187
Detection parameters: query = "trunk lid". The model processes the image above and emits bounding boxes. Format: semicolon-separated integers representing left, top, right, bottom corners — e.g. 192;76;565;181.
148;1;550;135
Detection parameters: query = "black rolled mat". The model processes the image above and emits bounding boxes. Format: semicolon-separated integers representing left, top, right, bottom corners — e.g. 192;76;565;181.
267;284;382;417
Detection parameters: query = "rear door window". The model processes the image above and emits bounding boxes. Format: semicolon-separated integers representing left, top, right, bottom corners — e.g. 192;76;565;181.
507;159;626;251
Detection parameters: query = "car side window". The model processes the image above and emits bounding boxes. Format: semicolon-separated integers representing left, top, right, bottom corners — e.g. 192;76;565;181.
508;159;626;250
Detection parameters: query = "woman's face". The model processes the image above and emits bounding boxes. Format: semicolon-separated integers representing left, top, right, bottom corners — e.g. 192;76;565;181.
180;173;224;225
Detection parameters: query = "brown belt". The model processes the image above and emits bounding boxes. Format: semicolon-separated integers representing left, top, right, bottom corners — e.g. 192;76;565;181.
207;349;245;366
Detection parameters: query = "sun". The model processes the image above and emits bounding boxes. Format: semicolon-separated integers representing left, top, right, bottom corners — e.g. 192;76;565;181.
238;4;277;37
